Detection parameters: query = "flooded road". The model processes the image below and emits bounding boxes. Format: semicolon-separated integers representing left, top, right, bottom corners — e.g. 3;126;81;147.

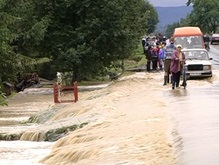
0;45;219;164
210;44;219;69
164;83;219;165
164;44;219;165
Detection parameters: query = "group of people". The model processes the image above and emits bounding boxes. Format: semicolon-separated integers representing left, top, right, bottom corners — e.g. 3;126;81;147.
143;36;186;90
144;42;165;71
143;35;166;71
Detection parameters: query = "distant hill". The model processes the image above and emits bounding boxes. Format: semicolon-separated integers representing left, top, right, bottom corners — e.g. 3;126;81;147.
155;6;193;34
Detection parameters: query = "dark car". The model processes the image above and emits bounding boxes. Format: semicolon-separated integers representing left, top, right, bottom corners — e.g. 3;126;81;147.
211;33;219;44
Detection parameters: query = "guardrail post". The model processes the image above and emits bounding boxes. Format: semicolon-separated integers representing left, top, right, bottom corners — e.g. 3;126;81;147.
74;81;78;102
53;83;59;103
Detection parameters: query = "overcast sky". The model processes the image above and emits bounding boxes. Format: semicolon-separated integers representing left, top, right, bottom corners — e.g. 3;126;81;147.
148;0;188;7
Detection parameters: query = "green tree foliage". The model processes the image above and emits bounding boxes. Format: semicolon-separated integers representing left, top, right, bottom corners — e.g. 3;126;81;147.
186;0;219;33
31;0;157;81
0;0;49;82
142;1;158;34
0;0;20;82
0;0;158;82
166;0;219;37
165;17;189;38
0;89;7;106
165;22;180;39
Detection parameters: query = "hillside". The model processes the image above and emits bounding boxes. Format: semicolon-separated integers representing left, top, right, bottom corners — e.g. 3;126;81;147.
155;6;193;33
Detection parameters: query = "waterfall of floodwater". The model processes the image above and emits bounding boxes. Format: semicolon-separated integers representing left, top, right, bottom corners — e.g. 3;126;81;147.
20;132;46;141
3;69;219;164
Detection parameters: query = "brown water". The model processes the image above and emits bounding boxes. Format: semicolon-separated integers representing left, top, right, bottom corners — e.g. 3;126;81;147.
1;65;219;164
164;82;219;165
0;141;52;164
0;72;178;164
166;45;219;165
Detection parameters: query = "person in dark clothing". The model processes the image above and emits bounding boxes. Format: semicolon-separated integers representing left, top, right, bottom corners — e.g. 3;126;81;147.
145;45;152;71
142;37;146;54
151;46;158;70
144;42;150;55
203;34;210;50
163;37;176;85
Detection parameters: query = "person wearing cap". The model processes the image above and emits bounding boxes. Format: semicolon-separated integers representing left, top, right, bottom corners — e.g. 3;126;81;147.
163;37;176;85
170;44;185;89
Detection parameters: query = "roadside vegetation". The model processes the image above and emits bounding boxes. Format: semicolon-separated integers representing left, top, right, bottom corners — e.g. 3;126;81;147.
0;89;7;106
166;0;219;38
1;0;218;102
0;0;158;99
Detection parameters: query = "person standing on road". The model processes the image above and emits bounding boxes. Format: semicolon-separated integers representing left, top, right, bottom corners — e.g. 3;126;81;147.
158;44;165;71
142;37;146;54
145;45;152;72
163;37;176;85
170;44;185;90
151;45;159;70
203;33;210;50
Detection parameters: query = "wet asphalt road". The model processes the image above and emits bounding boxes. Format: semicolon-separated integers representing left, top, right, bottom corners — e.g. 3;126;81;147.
164;44;219;165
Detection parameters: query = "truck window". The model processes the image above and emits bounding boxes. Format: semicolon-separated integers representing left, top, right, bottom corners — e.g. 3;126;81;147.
173;27;205;49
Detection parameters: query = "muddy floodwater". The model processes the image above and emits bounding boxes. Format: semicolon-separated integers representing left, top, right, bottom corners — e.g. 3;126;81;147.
166;45;219;165
0;141;52;164
0;90;54;164
1;45;219;165
164;83;219;165
0;73;178;165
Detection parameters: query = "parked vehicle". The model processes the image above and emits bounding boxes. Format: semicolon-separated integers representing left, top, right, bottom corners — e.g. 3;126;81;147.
145;37;156;46
182;49;213;78
173;26;205;49
210;33;219;44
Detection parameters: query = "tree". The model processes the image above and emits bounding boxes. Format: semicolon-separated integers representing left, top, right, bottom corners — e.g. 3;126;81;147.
165;22;180;39
0;0;158;83
186;0;219;33
141;1;159;34
0;0;48;82
0;86;7;106
166;0;219;37
165;17;189;38
0;0;20;82
22;0;158;82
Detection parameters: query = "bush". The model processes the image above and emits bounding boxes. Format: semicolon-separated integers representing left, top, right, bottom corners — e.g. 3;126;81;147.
0;89;7;106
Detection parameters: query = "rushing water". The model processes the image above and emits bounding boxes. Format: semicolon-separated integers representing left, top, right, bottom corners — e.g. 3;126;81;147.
1;45;219;164
0;74;177;164
0;90;54;164
0;141;52;165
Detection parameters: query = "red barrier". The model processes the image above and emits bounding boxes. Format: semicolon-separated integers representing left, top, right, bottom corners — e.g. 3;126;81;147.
53;83;59;103
53;81;78;103
74;81;78;102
